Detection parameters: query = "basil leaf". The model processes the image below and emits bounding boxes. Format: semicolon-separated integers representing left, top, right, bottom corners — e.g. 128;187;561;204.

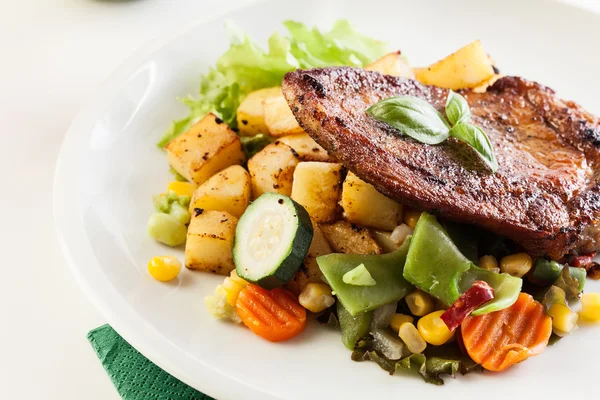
445;90;471;126
449;123;498;172
367;96;450;145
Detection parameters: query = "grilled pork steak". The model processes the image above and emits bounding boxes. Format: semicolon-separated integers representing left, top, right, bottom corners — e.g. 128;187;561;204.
282;67;600;259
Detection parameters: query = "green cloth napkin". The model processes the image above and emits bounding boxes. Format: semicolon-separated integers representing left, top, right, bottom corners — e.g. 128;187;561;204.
88;325;214;400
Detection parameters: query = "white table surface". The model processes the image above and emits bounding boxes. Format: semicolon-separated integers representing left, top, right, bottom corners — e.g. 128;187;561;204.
1;0;598;399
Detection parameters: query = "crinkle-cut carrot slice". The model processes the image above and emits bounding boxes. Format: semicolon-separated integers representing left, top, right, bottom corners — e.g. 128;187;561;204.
236;284;307;342
461;292;552;372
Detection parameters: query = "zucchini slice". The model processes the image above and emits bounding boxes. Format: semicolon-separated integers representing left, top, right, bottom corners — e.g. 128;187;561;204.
234;193;313;289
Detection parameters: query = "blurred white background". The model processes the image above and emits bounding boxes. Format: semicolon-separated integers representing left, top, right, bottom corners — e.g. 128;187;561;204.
0;0;597;399
0;1;251;399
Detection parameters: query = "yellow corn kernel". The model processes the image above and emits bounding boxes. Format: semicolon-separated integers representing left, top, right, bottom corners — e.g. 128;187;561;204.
398;322;427;354
222;270;249;307
167;181;197;197
499;253;533;278
405;290;435;317
580;293;600;322
389;313;414;332
417;310;454;346
147;255;181;282
548;303;578;335
298;283;335;313
478;255;499;272
403;208;422;229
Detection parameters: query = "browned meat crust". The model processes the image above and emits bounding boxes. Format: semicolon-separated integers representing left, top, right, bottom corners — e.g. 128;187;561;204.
282;67;600;259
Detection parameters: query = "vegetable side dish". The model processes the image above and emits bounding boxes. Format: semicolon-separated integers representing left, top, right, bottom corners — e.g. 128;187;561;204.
146;20;600;385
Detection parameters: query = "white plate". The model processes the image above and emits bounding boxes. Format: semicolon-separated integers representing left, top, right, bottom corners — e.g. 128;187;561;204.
54;0;600;399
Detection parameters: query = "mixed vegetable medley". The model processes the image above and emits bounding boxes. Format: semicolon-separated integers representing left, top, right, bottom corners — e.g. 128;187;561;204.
146;20;600;385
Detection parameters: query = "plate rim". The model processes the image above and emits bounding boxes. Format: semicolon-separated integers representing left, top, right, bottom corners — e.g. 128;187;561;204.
53;1;599;399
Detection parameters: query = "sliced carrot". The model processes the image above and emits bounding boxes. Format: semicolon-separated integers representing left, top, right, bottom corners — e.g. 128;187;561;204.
461;292;552;372
236;284;307;342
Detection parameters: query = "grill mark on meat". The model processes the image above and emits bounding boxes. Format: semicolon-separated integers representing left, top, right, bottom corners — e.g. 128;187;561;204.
282;67;600;259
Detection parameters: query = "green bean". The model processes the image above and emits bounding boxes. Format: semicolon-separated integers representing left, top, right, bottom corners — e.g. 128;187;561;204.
337;301;372;350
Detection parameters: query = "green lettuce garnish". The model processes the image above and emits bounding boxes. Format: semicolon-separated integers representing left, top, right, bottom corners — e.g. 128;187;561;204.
157;20;387;147
352;335;481;385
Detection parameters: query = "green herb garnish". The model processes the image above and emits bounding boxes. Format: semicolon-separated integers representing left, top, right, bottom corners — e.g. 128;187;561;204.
367;90;498;172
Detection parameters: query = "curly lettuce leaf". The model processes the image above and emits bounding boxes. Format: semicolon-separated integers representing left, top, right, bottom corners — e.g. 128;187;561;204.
352;335;481;385
158;20;387;147
398;345;482;385
284;20;387;68
352;337;397;373
398;353;456;385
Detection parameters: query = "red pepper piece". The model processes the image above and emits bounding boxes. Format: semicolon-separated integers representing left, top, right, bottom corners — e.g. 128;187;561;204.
441;281;494;331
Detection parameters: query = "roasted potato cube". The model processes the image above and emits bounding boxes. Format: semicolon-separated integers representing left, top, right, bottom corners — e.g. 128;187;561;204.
236;87;282;136
185;210;238;274
340;172;403;230
365;51;415;79
320;220;382;255
291;162;343;223
247;141;300;199
286;223;333;295
189;165;251;218
277;133;333;162
166;113;245;185
414;40;495;90
263;94;305;137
